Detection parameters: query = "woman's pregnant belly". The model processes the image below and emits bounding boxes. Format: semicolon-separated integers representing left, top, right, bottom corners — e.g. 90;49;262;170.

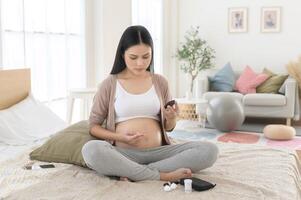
115;118;162;149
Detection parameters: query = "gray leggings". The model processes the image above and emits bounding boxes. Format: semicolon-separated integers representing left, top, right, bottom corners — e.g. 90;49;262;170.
81;140;219;181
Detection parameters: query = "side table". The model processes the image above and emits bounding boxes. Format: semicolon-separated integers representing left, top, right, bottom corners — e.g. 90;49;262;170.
66;88;97;124
175;98;208;128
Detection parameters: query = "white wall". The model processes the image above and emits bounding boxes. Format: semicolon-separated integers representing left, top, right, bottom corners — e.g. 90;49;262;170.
86;0;132;87
162;0;180;97
175;0;301;97
85;0;95;88
86;0;301;98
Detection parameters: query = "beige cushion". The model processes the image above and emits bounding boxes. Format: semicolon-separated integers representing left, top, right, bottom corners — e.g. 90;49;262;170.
243;93;286;106
263;124;296;140
30;120;97;167
203;92;243;102
256;68;288;93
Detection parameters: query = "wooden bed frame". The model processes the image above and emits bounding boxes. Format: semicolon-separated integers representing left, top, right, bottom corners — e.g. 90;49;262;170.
0;68;31;110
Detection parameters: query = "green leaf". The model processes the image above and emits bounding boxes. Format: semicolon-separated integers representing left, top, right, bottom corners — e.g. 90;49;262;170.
175;26;215;76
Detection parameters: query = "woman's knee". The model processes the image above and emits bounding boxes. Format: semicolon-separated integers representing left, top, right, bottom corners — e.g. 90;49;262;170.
81;140;112;164
204;142;219;166
190;142;219;171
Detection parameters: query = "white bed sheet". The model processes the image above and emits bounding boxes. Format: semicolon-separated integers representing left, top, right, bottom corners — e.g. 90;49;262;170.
0;138;49;162
0;144;30;162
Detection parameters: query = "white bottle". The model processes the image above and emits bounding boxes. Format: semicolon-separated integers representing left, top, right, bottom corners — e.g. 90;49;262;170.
184;179;192;193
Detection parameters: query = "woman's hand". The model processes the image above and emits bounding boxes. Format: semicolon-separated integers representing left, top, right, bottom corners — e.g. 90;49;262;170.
121;132;144;145
163;102;179;131
163;102;179;121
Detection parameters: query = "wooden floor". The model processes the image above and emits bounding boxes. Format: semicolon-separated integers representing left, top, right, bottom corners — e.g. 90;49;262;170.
245;117;301;126
294;120;301;126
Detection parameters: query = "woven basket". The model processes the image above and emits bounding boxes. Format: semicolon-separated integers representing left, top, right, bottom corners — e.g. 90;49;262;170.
177;104;198;121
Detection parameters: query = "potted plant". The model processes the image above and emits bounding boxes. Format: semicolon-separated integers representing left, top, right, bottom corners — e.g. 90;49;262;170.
176;26;215;98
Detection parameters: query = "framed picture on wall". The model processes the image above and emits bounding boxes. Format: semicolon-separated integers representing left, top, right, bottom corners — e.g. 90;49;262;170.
261;7;281;33
228;7;248;33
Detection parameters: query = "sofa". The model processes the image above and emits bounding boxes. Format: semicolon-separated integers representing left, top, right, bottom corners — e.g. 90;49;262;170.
199;75;300;126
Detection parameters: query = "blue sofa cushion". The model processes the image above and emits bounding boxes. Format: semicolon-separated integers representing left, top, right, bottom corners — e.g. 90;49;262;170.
209;62;236;92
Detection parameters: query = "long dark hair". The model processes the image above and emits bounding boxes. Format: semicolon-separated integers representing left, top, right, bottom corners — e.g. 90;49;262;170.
110;25;154;74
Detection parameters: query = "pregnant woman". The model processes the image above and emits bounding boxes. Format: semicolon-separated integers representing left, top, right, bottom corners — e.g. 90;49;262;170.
82;25;218;182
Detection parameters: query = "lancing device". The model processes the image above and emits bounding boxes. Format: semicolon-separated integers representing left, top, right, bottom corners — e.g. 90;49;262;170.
25;164;55;170
164;100;176;109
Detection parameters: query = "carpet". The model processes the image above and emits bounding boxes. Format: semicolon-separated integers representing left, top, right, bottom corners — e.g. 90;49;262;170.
205;121;301;136
169;120;301;152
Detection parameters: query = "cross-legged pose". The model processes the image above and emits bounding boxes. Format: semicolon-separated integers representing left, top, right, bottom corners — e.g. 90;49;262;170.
82;25;219;182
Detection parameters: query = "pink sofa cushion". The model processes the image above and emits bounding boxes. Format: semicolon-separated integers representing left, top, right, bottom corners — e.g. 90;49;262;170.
235;66;269;94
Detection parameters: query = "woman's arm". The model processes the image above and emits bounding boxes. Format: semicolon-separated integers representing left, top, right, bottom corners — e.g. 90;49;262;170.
164;103;179;131
157;74;178;131
165;117;177;131
90;125;144;144
90;125;124;142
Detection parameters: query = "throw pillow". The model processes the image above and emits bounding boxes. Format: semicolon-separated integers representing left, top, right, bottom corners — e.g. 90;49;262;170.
235;66;269;94
30;120;97;167
0;94;67;145
209;62;236;92
278;76;291;94
256;68;289;93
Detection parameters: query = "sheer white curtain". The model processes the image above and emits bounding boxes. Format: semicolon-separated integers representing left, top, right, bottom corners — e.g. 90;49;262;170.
132;0;163;74
0;0;86;103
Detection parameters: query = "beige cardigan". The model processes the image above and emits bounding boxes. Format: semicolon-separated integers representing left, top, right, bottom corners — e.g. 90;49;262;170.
89;73;173;145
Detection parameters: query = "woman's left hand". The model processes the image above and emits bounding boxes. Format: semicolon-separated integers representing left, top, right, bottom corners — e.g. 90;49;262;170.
163;102;179;121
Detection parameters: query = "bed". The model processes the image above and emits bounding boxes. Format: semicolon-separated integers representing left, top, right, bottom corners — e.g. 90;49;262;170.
1;69;301;200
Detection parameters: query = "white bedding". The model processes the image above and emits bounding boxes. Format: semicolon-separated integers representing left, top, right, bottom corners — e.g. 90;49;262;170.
0;144;32;162
0;138;50;163
1;142;301;200
0;95;67;145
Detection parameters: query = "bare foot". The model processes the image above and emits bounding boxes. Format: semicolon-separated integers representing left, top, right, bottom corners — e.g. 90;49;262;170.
120;177;130;181
160;168;192;182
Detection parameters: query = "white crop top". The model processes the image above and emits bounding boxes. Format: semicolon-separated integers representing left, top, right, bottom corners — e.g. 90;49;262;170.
114;81;161;123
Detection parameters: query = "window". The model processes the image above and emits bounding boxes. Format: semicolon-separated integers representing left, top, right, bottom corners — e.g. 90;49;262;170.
132;0;163;74
0;0;86;104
